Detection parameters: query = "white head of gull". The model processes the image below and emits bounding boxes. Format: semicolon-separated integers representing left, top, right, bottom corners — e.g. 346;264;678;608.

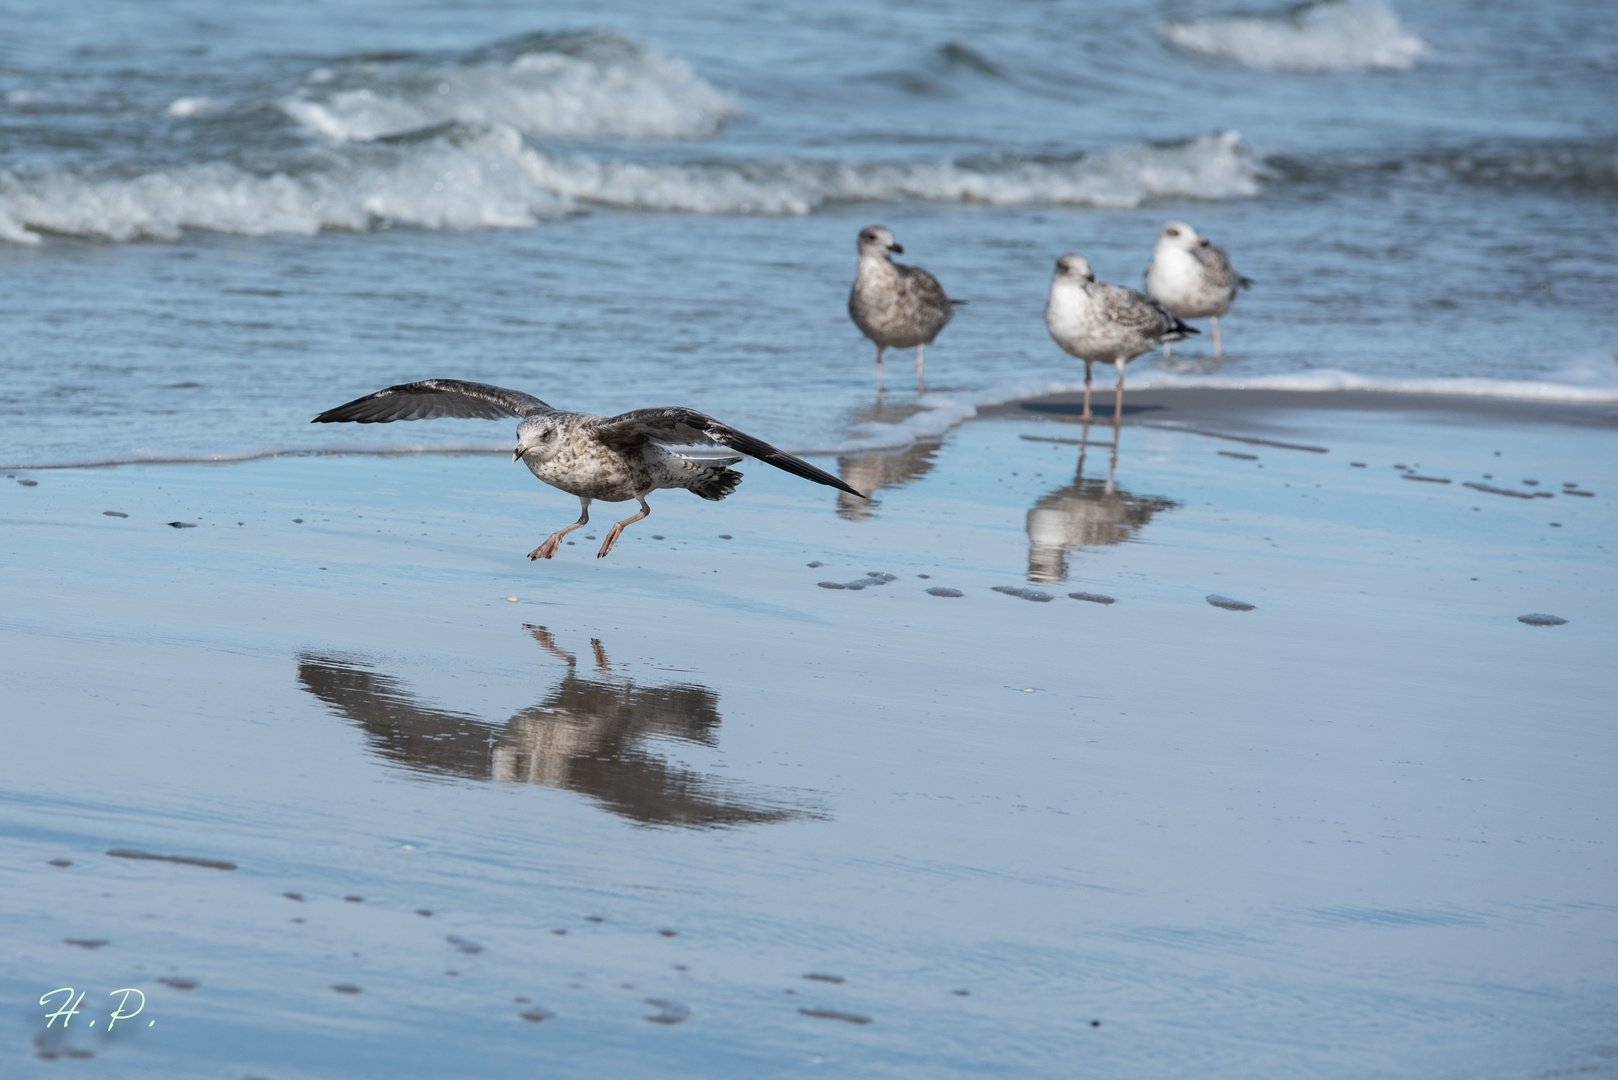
848;224;962;394
313;379;864;560
1045;253;1197;424
1143;221;1253;357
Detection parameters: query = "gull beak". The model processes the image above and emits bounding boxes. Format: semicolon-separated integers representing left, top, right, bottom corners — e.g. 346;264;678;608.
513;447;524;462
889;243;904;254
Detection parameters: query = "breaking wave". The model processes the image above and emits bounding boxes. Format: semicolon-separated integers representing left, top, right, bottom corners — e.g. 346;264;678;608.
278;29;741;143
1162;0;1428;73
0;130;1263;244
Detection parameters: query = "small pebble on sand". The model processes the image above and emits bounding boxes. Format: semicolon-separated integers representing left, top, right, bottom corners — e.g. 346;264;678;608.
17;479;37;486
1069;592;1116;605
926;587;963;598
1207;595;1256;611
103;511;128;518
167;521;196;528
1517;613;1567;626
992;585;1054;602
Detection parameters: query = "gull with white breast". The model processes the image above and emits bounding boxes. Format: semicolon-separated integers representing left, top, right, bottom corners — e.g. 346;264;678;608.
1144;221;1253;357
313;379;864;560
1045;254;1197;422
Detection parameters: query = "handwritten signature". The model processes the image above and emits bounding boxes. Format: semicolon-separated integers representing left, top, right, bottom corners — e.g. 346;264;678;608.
40;988;154;1029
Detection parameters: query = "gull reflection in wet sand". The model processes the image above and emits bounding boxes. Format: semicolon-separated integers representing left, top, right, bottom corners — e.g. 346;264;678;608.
1026;426;1178;583
832;398;943;520
297;628;824;828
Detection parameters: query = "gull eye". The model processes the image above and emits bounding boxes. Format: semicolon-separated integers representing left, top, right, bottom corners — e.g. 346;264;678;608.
1166;228;1179;237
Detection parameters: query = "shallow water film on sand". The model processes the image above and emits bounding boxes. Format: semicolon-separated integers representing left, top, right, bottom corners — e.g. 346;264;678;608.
3;0;1618;1076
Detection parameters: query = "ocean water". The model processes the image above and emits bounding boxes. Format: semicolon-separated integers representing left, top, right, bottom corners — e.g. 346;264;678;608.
2;0;1616;466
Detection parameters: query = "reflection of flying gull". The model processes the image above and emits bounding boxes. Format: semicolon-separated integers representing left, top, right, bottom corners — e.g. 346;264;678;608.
849;225;962;394
297;627;823;828
1144;221;1253;357
314;379;864;559
1026;433;1178;583
1045;254;1196;422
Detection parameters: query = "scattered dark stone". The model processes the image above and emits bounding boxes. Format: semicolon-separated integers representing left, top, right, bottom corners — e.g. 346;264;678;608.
520;1007;556;1023
926;587;964;597
1463;481;1535;500
1069;592;1116;605
917;573;930;579
1522;479;1539;486
447;935;483;954
1564;489;1594;497
293;518;303;523
1394;464;1408;470
1092;1020;1102;1027
1350;462;1366;468
1550;522;1562;527
107;849;237;870
551;929;567;935
672;965;687;972
652;535;665;540
806;561;822;568
718;534;732;540
157;977;198;990
658;929;678;937
64;939;109;949
866;572;897;582
515;997;531;1003
344;895;363;903
798;1008;872;1025
167;521;196;528
817;581;846;590
1401;474;1450;484
290;918;304;923
330;984;361;994
1518;613;1567;626
416;909;432;917
583;535;596;540
584;916;603;923
1217;450;1258;460
643;999;690;1024
992;585;1054;602
103;511;128;518
952;989;969;996
1206;595;1256;611
17;479;38;487
48;859;72;867
803;974;845;984
446;971;460;977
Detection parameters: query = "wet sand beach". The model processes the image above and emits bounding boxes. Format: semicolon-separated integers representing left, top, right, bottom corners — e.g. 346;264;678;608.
3;389;1614;1078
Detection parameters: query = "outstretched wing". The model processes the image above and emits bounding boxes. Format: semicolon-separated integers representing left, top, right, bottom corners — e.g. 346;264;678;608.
312;379;553;424
593;408;865;498
1099;283;1199;341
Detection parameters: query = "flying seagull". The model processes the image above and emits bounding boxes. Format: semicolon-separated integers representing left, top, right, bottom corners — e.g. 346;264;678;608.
1045;254;1197;422
1144;221;1253;357
313;379;865;560
848;225;962;394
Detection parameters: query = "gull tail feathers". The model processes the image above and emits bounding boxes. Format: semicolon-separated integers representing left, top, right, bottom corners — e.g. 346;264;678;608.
686;457;744;501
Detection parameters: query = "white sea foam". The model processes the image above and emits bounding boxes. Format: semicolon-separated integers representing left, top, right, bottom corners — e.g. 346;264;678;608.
0;129;1261;243
1162;0;1428;73
279;29;740;142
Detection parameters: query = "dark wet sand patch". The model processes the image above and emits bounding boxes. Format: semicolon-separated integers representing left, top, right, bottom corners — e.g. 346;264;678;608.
658;929;678;937
643;999;690;1024
1518;614;1567;626
416;909;432;917
48;859;72;867
802;973;844;984
1207;595;1256;611
798;1008;871;1025
1141;422;1328;454
820;572;897;591
343;895;363;902
283;892;303;901
107;849;236;870
1069;592;1116;605
157;977;198;990
330;984;361;994
992;585;1054;602
64;939;109;949
520;1007;556;1022
926;587;963;597
102;510;127;517
447;935;484;954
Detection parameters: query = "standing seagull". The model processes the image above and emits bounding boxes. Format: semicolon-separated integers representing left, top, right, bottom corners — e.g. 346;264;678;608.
1143;221;1252;357
313;379;864;560
848;225;961;394
1045;254;1197;422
